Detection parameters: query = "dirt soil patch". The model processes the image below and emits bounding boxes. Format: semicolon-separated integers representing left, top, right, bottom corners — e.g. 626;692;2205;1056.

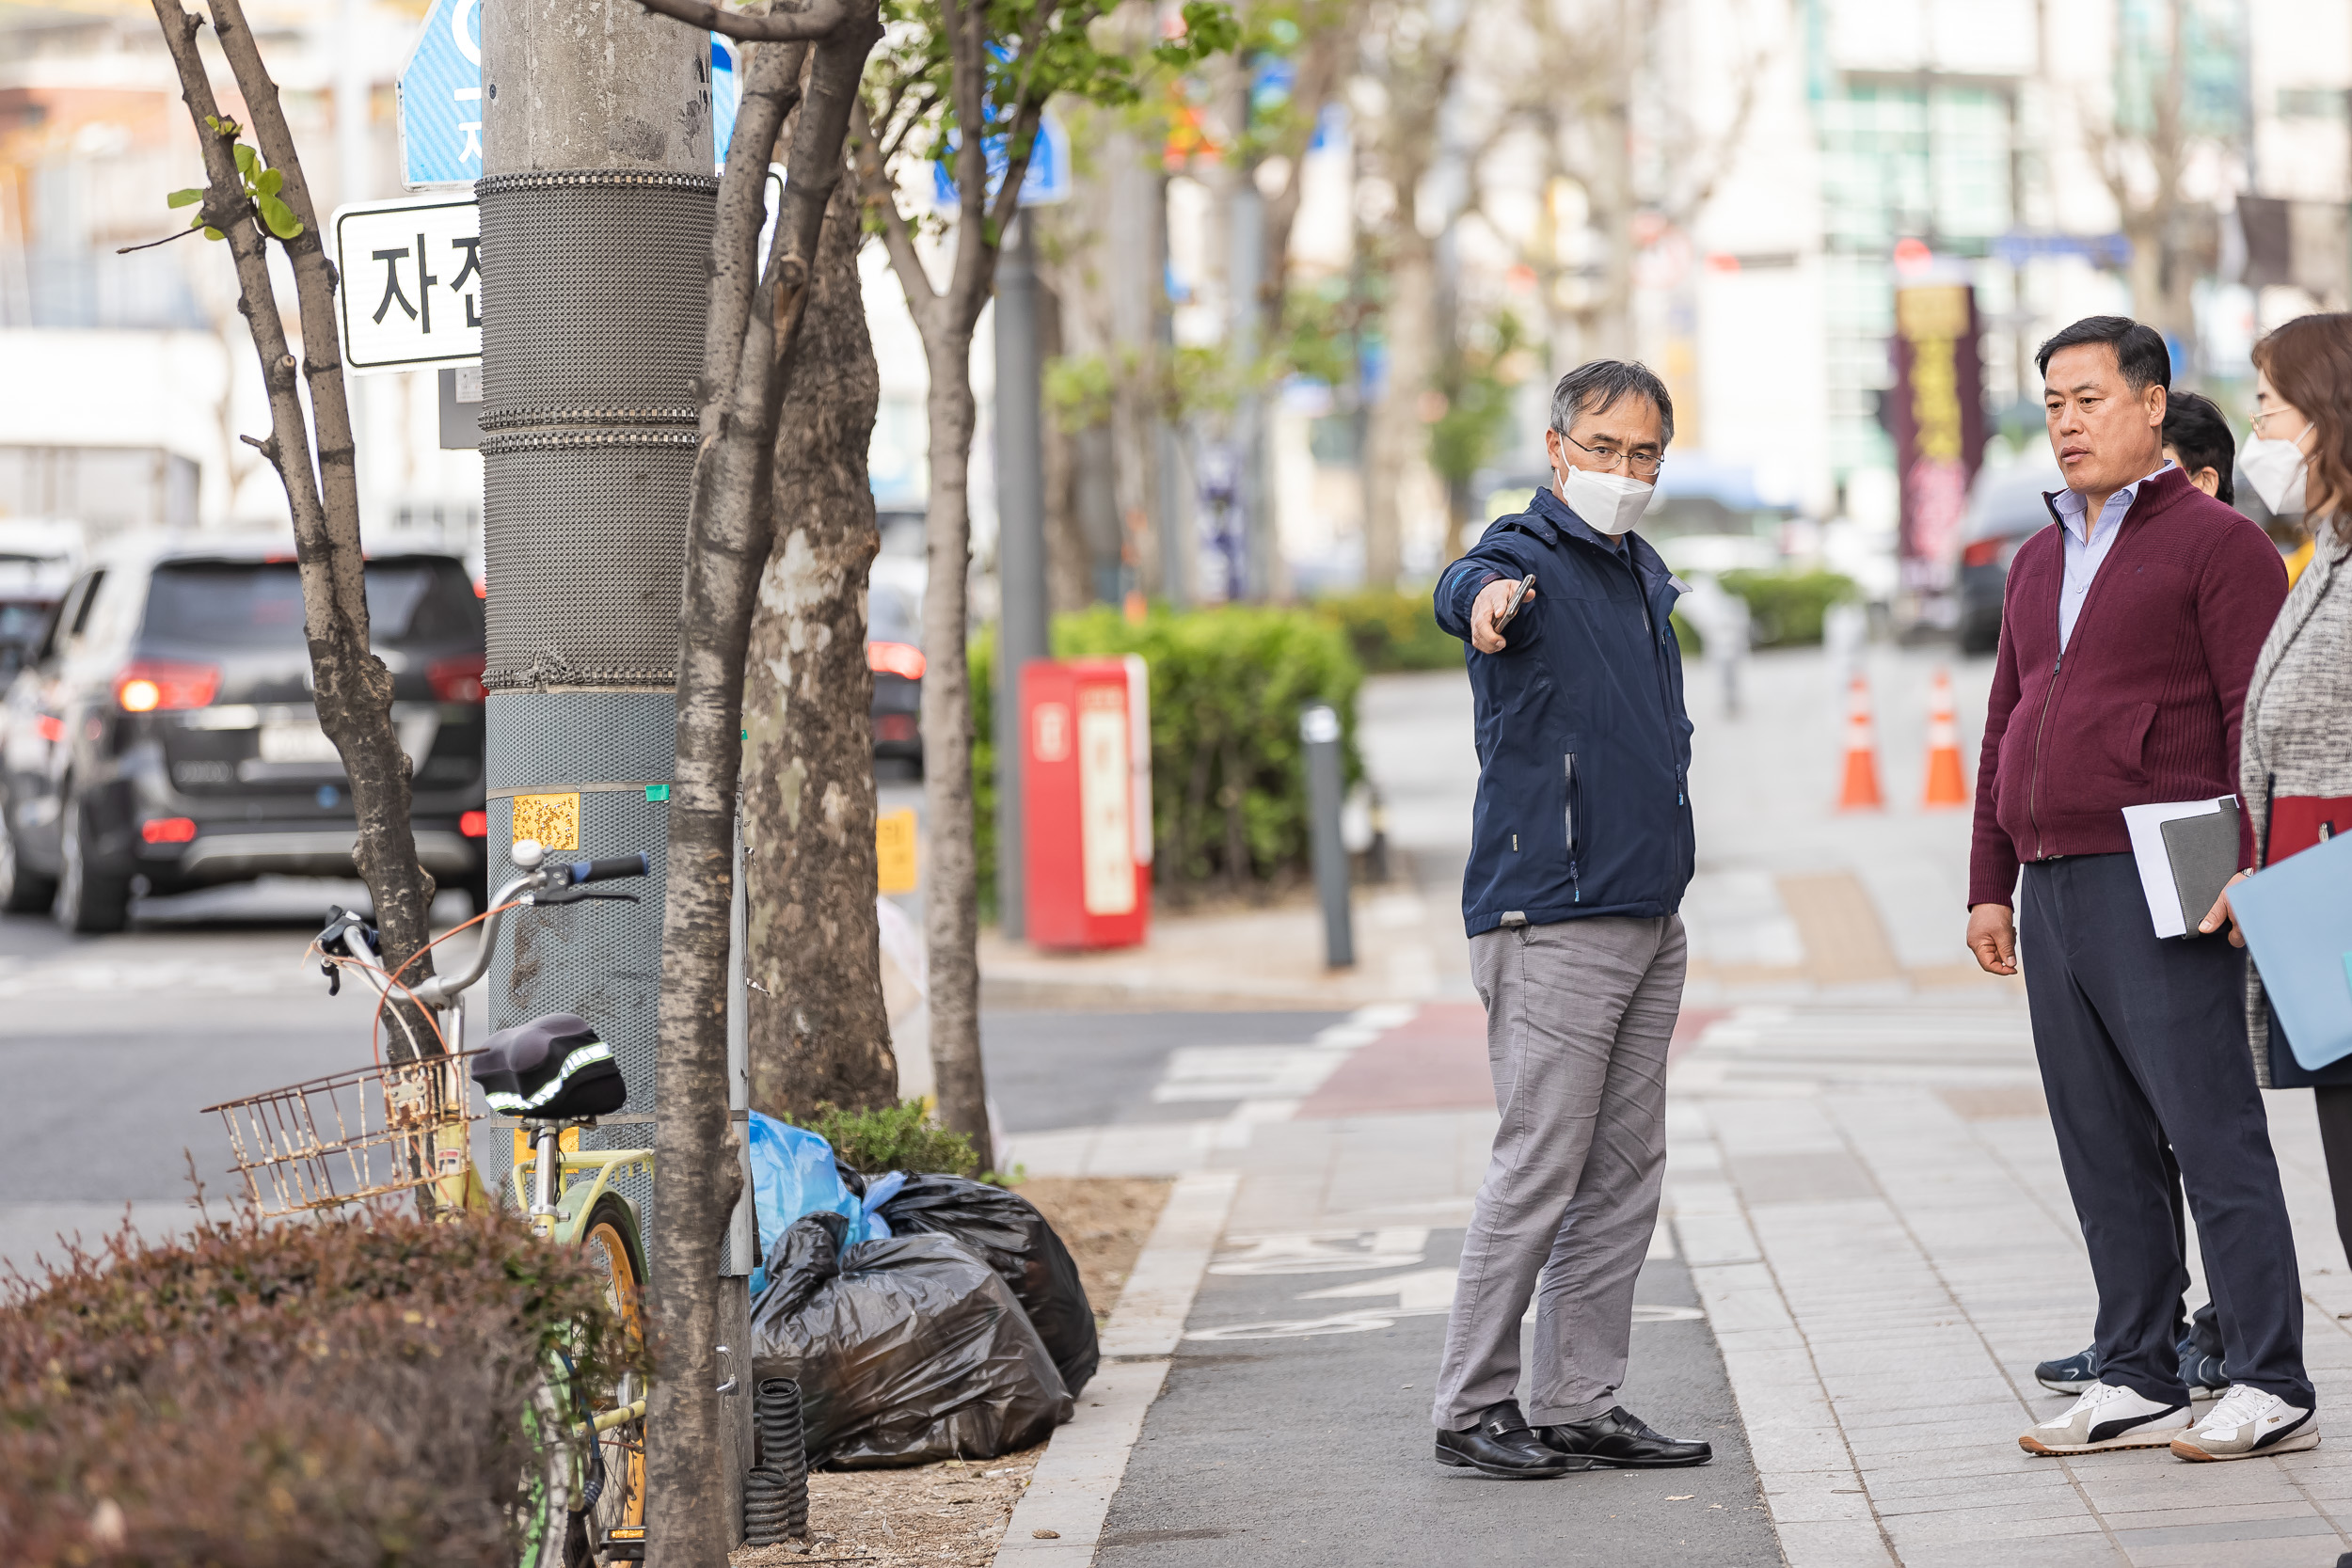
1018;1176;1171;1327
727;1178;1171;1566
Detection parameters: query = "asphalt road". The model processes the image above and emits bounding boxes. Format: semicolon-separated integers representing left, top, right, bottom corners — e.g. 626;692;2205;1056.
0;877;438;1276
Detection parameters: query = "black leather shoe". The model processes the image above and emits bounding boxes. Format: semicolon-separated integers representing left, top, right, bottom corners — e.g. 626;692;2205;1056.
1436;1401;1590;1478
1540;1406;1712;1467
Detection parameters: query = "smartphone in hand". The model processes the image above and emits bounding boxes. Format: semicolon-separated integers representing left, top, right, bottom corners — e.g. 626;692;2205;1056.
1496;573;1537;628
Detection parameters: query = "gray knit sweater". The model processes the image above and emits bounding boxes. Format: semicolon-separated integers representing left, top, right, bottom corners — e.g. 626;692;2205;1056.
2241;533;2352;1087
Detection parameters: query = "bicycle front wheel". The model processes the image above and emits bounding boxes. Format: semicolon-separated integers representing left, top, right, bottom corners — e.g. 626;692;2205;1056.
571;1194;648;1565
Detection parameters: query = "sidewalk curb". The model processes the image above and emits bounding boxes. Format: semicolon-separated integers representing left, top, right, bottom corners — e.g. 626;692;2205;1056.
990;1169;1241;1564
1666;1101;1898;1568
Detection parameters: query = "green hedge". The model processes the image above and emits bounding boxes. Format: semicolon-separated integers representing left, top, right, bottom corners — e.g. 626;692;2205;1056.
975;603;1364;906
1718;568;1858;648
1311;586;1462;673
0;1212;628;1566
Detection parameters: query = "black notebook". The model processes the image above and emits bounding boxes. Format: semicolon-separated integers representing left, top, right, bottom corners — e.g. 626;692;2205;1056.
2160;801;2243;939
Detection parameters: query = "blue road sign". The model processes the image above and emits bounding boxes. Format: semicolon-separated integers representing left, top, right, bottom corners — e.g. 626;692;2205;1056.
711;36;740;171
930;111;1071;211
399;3;740;190
397;0;480;190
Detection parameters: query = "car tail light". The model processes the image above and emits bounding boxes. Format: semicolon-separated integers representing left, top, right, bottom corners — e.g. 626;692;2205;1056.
867;641;926;681
876;714;919;743
141;816;198;845
34;715;63;743
116;660;221;713
429;655;487;704
460;809;488;838
1960;538;2005;569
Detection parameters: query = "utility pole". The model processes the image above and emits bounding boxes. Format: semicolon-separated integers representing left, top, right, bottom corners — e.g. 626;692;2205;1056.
477;0;753;1535
993;214;1050;940
1229;175;1268;599
1156;174;1190;609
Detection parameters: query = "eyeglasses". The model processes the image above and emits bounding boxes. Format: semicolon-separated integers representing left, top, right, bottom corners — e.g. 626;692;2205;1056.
1559;432;1665;479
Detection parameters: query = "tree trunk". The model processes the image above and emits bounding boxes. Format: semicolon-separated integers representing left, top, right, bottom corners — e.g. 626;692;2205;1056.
742;175;898;1120
918;332;993;1171
1364;234;1435;587
645;20;876;1566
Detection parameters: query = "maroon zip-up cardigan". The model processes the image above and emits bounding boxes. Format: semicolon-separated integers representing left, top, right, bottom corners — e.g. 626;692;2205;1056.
1967;465;2288;909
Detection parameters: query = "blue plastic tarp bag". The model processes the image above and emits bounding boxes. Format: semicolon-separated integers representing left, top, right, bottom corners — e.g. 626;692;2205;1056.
747;1113;867;1293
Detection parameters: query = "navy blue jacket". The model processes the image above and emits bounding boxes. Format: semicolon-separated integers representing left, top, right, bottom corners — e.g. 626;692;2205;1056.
1435;487;1695;937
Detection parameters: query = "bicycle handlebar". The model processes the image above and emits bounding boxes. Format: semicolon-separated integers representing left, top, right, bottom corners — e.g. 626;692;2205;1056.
568;854;650;885
315;847;650;1010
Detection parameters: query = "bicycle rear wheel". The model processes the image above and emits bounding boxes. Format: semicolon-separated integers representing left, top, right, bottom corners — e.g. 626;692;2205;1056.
571;1194;648;1565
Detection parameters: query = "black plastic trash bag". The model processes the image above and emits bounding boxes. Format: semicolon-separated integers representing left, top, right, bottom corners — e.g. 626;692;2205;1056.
749;1212;1073;1468
877;1175;1100;1396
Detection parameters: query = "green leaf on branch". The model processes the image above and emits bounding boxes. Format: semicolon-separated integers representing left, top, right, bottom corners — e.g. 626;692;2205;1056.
201;227;224;242
256;168;283;198
167;188;202;209
258;195;302;239
233;142;259;177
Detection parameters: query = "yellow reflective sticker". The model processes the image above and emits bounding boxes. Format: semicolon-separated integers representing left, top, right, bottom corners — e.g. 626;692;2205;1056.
511;791;580;850
877;807;918;894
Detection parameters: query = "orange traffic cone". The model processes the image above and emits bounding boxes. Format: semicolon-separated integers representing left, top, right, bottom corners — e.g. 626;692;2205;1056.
1837;675;1884;811
1922;669;1970;808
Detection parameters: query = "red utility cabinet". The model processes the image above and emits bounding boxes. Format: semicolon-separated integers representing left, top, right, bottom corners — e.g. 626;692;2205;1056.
1022;656;1152;950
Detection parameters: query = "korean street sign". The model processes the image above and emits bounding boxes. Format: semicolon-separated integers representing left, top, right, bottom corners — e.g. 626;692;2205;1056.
399;0;740;189
339;173;787;376
332;196;482;373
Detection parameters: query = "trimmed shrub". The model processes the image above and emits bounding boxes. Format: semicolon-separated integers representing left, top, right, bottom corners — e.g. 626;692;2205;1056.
974;603;1364;906
1311;586;1462;673
794;1099;981;1179
1718;568;1859;648
0;1210;628;1567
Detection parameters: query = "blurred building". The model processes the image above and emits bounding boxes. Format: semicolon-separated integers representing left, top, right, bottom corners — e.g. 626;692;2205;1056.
0;0;479;543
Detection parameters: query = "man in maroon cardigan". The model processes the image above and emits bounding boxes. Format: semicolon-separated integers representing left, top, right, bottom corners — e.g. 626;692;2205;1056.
1967;317;2300;1463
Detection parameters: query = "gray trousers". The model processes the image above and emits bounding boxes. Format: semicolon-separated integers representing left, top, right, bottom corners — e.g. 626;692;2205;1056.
1433;914;1686;1430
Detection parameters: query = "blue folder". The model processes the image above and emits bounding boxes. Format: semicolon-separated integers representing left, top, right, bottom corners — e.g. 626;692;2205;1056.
2232;830;2352;1071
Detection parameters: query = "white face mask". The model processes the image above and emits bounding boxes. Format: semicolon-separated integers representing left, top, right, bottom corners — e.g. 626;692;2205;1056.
2241;425;2311;517
1556;464;1656;537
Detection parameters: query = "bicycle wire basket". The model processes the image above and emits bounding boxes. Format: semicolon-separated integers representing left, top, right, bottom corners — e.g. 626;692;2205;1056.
202;1052;483;1216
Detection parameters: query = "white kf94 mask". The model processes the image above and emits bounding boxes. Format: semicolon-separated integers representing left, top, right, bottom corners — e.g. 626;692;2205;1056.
1557;465;1656;536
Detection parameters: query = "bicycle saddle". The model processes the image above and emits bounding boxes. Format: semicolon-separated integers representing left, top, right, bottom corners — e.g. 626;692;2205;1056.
471;1012;628;1121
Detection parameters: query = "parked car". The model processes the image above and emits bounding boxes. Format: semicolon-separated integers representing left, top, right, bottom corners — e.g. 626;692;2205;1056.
0;535;488;931
1955;457;2062;656
867;552;926;769
0;520;84;682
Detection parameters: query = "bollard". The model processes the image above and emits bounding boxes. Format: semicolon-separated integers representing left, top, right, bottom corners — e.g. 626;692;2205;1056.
744;1378;810;1544
1300;705;1355;969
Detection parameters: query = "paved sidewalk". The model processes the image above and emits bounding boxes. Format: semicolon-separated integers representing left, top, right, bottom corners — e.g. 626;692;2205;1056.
988;650;2352;1566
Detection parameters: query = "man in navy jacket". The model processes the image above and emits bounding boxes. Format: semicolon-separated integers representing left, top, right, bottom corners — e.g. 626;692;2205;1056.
1423;360;1710;1479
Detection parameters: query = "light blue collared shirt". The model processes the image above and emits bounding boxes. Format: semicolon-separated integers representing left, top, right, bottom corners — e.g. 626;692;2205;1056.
2050;460;2173;651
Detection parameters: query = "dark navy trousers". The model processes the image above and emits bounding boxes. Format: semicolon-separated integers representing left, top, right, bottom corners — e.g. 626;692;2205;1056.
2019;853;2312;1410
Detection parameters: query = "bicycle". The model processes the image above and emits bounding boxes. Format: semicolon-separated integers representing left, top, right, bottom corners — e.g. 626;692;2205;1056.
203;837;665;1568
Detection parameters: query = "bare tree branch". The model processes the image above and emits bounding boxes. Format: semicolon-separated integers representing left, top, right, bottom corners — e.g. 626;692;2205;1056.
705;39;812;435
850;97;945;330
637;0;851;41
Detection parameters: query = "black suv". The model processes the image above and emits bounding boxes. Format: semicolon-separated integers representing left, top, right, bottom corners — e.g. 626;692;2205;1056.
0;535;488;931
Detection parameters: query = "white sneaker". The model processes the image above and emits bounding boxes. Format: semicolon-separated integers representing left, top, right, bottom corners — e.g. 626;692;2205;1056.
2169;1385;2319;1462
2019;1381;2189;1455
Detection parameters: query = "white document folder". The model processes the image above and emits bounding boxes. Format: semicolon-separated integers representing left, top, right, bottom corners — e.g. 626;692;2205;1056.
2122;797;2236;938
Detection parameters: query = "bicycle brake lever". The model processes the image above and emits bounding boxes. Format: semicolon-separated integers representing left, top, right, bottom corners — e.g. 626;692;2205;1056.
322;962;342;997
528;889;644;908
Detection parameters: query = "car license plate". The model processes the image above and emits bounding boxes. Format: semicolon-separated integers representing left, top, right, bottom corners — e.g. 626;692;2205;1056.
511;791;580;850
257;721;342;765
